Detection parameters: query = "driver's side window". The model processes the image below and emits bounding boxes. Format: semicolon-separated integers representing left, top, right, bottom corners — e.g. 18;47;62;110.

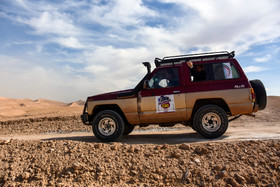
148;68;179;89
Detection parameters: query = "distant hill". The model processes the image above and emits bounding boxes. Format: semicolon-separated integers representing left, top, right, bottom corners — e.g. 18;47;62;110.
69;100;85;107
0;97;83;119
0;96;279;123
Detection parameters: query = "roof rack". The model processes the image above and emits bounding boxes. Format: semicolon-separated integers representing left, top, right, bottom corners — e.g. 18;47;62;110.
155;51;235;67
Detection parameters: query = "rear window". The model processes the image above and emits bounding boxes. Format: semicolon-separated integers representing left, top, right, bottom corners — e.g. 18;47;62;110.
190;62;240;82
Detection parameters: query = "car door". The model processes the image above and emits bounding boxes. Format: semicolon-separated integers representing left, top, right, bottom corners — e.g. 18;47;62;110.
138;67;187;124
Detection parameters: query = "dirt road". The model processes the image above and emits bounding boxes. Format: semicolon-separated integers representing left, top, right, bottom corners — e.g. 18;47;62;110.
1;125;280;144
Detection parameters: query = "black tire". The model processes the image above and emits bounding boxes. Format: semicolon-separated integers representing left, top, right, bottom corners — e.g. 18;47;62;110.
123;124;135;136
250;79;267;110
193;105;228;139
92;110;125;142
191;125;197;132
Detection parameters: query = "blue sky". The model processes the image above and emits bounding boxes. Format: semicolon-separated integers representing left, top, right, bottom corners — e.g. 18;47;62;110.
0;0;280;102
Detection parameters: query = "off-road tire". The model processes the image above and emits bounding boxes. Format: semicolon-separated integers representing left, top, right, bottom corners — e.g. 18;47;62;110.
193;105;228;139
92;110;125;142
123;124;135;136
250;79;267;110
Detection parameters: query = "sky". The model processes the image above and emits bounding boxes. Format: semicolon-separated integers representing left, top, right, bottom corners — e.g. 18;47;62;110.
0;0;280;102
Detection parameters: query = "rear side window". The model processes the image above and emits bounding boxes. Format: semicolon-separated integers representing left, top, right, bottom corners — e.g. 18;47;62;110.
190;62;240;82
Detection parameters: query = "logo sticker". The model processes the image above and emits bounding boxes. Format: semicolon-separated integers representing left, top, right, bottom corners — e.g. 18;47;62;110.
156;95;175;113
223;63;233;79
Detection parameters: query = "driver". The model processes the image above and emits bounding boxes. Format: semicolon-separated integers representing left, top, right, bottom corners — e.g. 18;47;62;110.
157;69;179;88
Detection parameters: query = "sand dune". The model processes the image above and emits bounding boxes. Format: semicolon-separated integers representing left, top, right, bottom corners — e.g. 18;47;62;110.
0;97;82;119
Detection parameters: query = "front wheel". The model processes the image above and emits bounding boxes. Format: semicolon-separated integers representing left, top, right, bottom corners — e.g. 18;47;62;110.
193;105;228;139
92;110;125;142
123;123;135;135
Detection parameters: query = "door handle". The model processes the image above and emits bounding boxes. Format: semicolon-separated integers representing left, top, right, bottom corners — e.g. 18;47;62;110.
173;91;180;93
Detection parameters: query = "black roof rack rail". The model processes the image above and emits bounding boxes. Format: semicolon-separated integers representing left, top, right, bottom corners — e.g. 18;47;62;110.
155;51;235;67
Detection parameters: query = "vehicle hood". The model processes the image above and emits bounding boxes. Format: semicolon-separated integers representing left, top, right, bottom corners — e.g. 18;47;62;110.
87;89;134;101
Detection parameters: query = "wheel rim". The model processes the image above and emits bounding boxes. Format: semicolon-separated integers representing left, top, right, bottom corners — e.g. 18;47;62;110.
98;117;116;136
201;112;221;132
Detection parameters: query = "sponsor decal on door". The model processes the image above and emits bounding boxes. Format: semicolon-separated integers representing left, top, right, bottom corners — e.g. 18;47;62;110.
156;95;175;113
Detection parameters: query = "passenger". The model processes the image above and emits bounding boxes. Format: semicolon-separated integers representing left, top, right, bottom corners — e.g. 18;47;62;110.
187;61;206;81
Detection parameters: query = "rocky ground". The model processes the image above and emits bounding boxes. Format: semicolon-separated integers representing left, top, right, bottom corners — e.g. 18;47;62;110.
0;96;279;186
1;139;279;186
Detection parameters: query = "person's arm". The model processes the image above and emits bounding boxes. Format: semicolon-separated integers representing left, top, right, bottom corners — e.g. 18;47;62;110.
187;61;195;75
187;61;193;68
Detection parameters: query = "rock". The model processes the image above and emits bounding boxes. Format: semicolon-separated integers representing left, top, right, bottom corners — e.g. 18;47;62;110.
218;170;228;178
249;176;258;183
222;165;229;171
94;144;101;149
234;173;246;184
161;144;168;149
182;170;189;180
130;170;138;176
128;146;135;153
228;177;240;187
194;147;208;155
127;178;137;184
145;153;153;157
48;181;55;186
194;158;200;164
56;182;65;187
110;145;117;150
22;172;30;180
179;143;190;150
134;147;141;153
73;162;83;170
214;165;222;171
96;166;104;172
171;151;181;158
48;148;55;153
3;139;11;144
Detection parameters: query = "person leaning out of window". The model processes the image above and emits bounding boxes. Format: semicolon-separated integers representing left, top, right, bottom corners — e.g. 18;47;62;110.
187;61;206;81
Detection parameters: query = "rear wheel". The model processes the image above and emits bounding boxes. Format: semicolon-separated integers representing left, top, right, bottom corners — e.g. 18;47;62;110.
92;110;125;142
193;105;228;139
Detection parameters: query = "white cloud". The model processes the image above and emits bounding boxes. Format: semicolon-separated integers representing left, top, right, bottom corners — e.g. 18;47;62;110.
85;0;157;28
243;66;268;73
1;0;280;101
21;11;81;37
6;0;280;54
159;0;280;53
54;37;84;49
254;55;272;63
83;46;150;91
0;55;92;102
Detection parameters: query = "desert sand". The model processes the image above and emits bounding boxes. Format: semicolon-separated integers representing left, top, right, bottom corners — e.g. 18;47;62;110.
0;96;279;186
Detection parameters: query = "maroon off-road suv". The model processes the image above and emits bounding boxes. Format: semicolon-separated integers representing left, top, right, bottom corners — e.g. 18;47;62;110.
81;51;267;142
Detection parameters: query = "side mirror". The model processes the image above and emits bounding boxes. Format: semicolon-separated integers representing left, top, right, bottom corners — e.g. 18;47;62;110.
143;79;150;89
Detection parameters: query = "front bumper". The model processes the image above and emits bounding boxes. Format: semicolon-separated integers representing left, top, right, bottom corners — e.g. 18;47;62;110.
81;113;91;125
81;100;91;125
